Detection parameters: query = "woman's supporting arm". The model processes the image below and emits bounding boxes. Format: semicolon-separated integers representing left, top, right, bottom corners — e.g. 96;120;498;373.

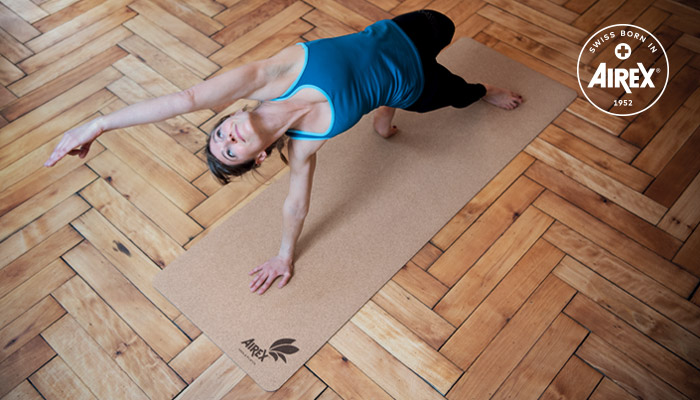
249;139;325;294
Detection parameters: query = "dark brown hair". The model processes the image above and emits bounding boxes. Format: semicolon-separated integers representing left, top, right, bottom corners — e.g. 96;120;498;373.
205;114;288;185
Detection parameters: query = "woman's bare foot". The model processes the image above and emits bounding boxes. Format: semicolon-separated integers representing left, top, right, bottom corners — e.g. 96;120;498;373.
481;84;524;110
374;106;398;138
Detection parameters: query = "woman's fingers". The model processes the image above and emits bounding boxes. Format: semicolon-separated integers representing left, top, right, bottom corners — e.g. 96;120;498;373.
278;272;291;288
256;274;275;295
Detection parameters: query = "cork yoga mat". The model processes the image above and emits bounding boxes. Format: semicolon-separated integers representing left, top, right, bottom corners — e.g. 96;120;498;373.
154;38;577;391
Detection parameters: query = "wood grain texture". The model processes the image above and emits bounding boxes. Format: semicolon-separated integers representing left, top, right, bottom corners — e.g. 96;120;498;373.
2;0;699;397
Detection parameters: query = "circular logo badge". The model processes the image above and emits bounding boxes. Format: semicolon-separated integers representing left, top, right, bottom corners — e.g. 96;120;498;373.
577;24;669;116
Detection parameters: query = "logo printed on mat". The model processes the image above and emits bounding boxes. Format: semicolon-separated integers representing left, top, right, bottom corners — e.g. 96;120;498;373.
240;338;299;365
577;24;669;116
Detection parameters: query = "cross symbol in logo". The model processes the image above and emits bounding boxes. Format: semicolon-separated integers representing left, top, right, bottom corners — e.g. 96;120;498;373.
615;43;632;60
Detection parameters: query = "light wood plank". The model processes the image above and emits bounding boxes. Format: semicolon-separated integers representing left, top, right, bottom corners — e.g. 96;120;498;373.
128;0;221;56
391;261;448;308
0;195;87;269
553;111;639;163
306;344;392;400
2;0;48;23
540;356;602;400
0;54;23;86
432;152;535;250
3;379;44;400
440;239;564;370
10;26;132;97
534;190;697;297
545;222;700;336
0;296;64;364
18;7;135;75
428;176;544;286
149;0;223;36
351;301;462;394
123;15;219;79
71;201;184;314
168;334;222;384
88;151;203;246
0;224;82;298
29;357;96;400
53;276;186;400
483;0;588;42
447;275;576;400
435;206;554;326
175;355;246;400
525;160;681;259
566;293;700;398
589;377;637;400
554;256;700;369
0;27;32;64
0;336;55;398
658;171;700;241
210;1;312;66
80;178;183;266
41;315;149;400
493;314;588;400
0;2;40;43
577;334;686;400
526;138;667;224
61;241;189;362
329;322;444;400
371;280;454;349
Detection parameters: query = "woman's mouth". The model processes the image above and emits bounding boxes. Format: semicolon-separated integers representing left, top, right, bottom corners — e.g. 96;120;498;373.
235;125;245;143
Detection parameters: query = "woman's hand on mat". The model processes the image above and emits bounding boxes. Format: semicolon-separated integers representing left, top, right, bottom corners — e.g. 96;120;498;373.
44;119;104;167
249;256;293;295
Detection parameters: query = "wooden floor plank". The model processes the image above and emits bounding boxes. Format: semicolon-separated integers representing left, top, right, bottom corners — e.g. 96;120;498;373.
28;356;96;400
70;209;182;320
352;300;461;394
174;355;246;400
41;315;149;400
576;334;687;400
440;239;564;370
431;152;534;251
540;356;602;400
391;261;449;308
428;176;544;287
434;206;554;327
53;276;186;400
545;222;700;336
526;138;667;225
526;161;682;259
534;190;697;297
168;334;222;385
0;295;65;364
555;256;700;369
372;280;454;349
447;275;576;400
645;126;700;208
658;173;700;241
589;377;638;400
566;293;700;398
61;241;190;362
674;225;700;277
0;336;55;398
306;344;393;400
492;313;588;400
329;321;444;400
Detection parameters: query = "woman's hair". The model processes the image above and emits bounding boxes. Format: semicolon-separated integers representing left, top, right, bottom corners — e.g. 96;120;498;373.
205;113;288;185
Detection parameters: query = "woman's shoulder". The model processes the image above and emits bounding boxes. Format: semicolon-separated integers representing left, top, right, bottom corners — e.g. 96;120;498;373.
256;45;307;100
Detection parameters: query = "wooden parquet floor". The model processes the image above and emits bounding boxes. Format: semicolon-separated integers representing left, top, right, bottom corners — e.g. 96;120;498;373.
1;0;699;398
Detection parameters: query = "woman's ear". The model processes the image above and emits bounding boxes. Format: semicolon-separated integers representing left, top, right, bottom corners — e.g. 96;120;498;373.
255;151;267;166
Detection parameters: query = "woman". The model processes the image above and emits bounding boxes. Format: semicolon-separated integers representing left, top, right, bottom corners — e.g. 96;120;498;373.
45;10;522;295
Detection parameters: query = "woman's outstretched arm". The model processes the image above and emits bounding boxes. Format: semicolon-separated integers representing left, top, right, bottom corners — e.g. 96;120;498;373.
44;46;301;167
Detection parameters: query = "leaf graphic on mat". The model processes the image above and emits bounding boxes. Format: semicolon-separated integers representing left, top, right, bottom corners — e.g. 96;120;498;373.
270;352;278;362
271;345;299;354
270;338;296;348
277;353;287;363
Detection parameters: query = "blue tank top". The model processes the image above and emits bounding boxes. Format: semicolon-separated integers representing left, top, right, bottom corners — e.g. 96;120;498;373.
272;20;424;140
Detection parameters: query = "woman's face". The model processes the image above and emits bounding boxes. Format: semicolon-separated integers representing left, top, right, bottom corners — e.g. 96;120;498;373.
209;111;267;166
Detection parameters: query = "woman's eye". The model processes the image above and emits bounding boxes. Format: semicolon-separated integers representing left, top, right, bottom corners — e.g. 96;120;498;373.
216;129;223;139
227;148;235;158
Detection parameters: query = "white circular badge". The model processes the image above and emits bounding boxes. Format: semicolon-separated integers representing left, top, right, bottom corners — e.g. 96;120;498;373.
577;24;669;117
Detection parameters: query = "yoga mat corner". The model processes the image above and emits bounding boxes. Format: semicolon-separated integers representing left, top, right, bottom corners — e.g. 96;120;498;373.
153;37;577;392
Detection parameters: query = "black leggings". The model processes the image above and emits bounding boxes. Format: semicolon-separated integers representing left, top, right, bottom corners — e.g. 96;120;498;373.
393;10;486;113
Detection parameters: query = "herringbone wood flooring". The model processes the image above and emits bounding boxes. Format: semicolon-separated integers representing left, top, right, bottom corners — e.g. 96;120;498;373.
1;0;699;398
